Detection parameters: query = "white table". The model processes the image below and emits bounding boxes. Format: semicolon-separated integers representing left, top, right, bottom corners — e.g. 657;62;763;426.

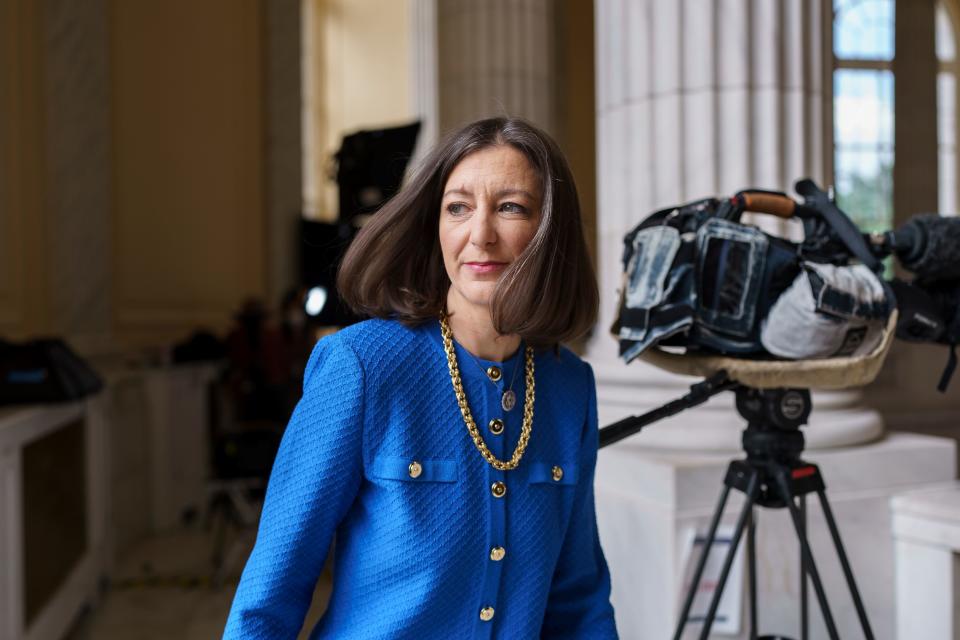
892;483;960;640
0;400;107;640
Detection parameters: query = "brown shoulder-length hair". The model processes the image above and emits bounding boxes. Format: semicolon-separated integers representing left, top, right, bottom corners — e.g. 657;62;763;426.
337;117;598;346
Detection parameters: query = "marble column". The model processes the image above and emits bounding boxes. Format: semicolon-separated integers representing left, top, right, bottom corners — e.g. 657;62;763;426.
590;0;882;450
436;0;556;136
42;0;114;352
411;0;440;159
263;0;303;309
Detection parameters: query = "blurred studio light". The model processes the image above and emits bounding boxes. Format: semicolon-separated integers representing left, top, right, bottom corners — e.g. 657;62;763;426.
304;286;328;317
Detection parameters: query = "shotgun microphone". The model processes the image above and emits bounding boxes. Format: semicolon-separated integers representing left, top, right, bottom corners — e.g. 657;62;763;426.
881;214;960;280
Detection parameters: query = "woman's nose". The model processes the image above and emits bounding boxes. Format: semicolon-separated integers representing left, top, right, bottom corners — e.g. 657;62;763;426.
469;209;497;247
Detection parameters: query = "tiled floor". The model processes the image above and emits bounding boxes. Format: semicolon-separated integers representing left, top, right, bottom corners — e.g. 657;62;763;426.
65;525;332;639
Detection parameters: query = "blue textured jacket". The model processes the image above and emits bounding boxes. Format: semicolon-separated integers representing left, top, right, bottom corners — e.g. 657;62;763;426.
223;318;617;639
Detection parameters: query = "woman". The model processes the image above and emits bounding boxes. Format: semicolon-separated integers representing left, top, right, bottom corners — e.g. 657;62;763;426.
224;117;618;638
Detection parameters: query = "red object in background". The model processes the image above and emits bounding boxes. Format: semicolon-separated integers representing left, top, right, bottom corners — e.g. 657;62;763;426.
791;466;817;480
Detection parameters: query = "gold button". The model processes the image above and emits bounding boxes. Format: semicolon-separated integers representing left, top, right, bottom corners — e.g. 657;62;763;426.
488;418;504;435
490;546;506;561
552;466;564;482
491;481;507;498
479;606;495;622
408;461;422;479
486;366;502;382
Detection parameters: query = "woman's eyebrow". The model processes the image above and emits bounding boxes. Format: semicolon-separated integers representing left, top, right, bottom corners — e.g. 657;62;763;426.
442;187;535;199
494;188;535;199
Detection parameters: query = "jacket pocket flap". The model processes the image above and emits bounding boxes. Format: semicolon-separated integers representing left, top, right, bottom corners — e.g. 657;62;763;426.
528;461;578;486
368;456;458;483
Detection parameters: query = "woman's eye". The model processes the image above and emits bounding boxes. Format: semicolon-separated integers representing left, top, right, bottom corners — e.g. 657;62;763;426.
446;203;468;215
500;202;527;214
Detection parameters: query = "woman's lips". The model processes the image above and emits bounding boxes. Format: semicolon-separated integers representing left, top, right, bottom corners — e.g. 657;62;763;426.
465;261;507;273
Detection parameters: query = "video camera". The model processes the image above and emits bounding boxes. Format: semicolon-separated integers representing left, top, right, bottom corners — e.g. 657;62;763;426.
612;178;960;391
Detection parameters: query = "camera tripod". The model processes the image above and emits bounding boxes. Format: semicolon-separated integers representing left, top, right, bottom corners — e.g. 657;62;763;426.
600;372;875;640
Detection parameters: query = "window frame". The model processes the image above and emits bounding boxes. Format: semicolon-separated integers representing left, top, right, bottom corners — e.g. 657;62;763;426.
829;0;895;231
938;0;960;214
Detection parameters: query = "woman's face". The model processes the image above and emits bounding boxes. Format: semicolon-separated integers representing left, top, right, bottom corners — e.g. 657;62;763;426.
439;145;543;315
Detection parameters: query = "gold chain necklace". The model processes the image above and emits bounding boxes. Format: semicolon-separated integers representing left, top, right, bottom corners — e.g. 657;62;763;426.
439;312;535;471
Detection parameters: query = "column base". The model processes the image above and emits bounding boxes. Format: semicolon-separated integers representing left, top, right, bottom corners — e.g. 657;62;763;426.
590;356;884;452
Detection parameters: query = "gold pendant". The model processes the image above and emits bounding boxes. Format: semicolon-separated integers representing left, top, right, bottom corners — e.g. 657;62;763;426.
501;390;516;412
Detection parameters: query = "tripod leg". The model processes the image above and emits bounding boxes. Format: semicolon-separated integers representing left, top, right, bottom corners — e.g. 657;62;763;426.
800;495;808;640
673;484;735;640
773;474;841;640
747;507;757;640
816;489;876;640
697;471;760;640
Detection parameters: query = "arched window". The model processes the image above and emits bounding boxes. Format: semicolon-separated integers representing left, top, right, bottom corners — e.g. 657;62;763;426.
937;1;959;215
832;0;895;232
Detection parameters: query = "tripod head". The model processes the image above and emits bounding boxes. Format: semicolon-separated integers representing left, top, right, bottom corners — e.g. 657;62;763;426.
735;386;811;430
735;387;811;464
